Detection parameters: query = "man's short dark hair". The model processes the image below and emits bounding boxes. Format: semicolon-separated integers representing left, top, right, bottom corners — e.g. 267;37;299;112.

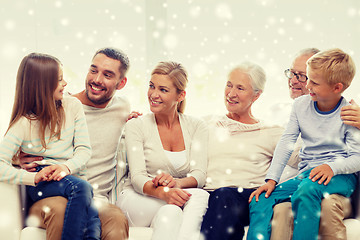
94;47;130;79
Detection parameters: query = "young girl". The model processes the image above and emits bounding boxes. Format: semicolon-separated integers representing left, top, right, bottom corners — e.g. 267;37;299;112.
0;53;100;240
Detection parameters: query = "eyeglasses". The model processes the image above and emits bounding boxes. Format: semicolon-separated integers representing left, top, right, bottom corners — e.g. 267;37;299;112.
284;69;308;83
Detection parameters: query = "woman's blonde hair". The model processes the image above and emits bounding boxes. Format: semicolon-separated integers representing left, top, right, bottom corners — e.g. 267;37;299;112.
151;61;188;113
8;53;65;149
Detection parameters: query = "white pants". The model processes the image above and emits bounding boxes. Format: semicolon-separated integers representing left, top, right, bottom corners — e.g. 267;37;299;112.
117;188;209;240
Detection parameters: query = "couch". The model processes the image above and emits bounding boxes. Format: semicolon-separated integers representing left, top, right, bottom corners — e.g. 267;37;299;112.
1;136;360;240
2;171;360;239
0;182;155;240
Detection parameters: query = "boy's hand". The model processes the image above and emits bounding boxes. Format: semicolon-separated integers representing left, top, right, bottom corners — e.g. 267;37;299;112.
249;179;276;203
44;164;70;181
309;164;334;185
341;99;360;129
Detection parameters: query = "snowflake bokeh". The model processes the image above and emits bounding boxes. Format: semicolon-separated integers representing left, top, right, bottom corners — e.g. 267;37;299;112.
1;2;360;238
0;1;358;135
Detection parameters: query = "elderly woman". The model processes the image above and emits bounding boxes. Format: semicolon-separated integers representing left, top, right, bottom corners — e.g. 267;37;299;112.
117;61;209;240
200;62;297;240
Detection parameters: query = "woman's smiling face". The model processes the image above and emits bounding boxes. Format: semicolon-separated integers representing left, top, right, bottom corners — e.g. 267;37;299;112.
224;69;258;116
148;74;184;115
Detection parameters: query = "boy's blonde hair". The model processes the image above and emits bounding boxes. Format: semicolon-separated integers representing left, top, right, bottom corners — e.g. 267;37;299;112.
307;48;356;91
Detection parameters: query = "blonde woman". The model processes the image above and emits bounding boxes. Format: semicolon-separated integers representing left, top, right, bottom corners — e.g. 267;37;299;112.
117;61;209;240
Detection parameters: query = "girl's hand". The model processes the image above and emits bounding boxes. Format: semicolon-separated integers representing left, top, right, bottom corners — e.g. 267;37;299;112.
34;172;45;184
309;164;334;185
248;180;276;203
163;188;191;207
152;173;178;188
34;167;53;184
44;164;70;181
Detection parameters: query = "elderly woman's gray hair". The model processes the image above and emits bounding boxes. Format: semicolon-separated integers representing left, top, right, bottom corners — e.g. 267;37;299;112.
229;62;266;93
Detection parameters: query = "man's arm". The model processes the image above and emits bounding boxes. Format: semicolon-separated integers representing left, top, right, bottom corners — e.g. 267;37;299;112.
341;99;360;129
326;123;360;175
17;151;42;172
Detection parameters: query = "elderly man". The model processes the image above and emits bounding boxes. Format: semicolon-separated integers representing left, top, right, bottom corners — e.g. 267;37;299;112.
272;48;360;240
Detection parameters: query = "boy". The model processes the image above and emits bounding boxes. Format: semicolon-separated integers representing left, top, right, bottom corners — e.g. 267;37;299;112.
247;48;360;240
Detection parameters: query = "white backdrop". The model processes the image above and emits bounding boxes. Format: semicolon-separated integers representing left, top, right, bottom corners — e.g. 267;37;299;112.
1;0;360;134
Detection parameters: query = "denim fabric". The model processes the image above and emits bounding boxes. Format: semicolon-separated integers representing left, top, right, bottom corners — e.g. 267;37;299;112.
247;169;357;240
27;175;101;240
201;187;254;240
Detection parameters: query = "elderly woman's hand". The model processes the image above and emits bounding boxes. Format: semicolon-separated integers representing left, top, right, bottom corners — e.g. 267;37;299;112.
248;180;276;203
341;99;360;129
152;173;178;188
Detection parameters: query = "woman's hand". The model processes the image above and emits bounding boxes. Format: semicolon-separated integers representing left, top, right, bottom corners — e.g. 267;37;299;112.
341;99;360;129
143;180;190;206
248;180;276;203
163;188;191;207
152;173;178;188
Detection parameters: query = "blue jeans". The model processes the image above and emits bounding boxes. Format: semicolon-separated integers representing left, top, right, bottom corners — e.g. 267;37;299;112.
27;175;101;240
201;187;254;240
247;169;357;240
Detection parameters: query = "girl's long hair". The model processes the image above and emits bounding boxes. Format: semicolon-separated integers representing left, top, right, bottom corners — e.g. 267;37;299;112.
8;53;65;149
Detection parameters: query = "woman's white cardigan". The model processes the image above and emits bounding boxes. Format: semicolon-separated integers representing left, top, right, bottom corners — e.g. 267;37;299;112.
123;113;208;194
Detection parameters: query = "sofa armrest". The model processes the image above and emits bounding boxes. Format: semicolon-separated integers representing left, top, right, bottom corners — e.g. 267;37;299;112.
344;219;360;240
129;227;153;240
109;130;129;204
351;173;360;219
0;182;23;240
